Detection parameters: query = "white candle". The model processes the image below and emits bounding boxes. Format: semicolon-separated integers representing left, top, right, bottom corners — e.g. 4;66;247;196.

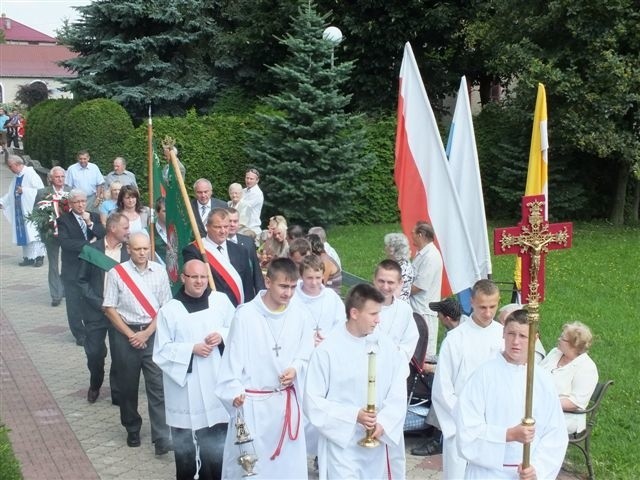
366;351;376;406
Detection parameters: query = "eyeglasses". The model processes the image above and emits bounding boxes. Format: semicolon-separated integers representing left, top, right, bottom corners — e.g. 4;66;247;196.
247;168;260;177
182;274;208;280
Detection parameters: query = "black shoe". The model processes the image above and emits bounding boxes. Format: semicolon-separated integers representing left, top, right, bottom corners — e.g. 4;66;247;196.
19;257;34;266
154;438;173;456
51;299;61;307
87;388;100;403
127;431;141;447
34;256;44;267
411;438;442;456
75;337;85;346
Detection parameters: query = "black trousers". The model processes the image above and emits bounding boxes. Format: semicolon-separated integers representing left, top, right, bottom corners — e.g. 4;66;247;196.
62;280;86;341
83;310;119;400
112;329;169;443
172;424;227;480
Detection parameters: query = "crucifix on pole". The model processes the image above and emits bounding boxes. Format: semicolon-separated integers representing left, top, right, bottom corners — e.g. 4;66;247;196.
494;194;572;468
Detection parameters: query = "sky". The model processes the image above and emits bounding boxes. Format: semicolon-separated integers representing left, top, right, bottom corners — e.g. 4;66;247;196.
1;0;91;37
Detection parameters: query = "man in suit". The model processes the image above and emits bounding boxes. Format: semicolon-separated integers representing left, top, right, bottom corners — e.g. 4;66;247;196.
226;206;265;292
182;208;259;306
191;178;227;237
78;212;130;404
57;189;106;345
34;166;71;306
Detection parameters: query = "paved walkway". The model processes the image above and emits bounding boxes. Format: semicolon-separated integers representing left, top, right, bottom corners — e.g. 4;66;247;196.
0;163;582;479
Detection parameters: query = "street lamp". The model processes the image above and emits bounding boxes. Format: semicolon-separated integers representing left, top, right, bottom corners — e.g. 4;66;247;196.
323;26;343;68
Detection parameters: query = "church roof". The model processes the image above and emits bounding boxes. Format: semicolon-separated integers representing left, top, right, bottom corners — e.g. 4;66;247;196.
0;14;57;44
0;44;77;78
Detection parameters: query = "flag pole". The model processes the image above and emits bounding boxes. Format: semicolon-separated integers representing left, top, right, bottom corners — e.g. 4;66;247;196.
147;105;156;260
167;148;216;291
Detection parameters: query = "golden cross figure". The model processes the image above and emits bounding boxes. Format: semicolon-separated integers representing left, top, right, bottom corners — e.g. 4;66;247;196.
494;195;572;303
493;194;573;468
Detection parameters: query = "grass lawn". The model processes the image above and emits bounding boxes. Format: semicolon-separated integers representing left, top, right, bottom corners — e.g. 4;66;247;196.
0;424;22;480
330;221;639;479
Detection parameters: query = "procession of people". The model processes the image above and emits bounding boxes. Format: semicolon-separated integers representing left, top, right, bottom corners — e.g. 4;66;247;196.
1;148;594;480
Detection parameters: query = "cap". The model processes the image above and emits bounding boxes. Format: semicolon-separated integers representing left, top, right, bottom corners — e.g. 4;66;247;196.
429;297;461;321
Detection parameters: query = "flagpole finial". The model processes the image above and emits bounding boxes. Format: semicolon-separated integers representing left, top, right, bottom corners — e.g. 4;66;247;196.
162;135;176;150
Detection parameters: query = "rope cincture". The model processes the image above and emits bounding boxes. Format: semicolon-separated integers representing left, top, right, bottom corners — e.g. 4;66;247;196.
245;384;301;461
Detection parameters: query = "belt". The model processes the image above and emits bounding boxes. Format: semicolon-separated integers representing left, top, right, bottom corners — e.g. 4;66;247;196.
245;385;300;460
126;323;150;332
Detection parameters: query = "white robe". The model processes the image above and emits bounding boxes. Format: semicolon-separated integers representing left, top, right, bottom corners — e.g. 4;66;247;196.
293;282;346;455
376;297;419;479
215;292;314;479
432;318;504;479
378;297;419;363
294;282;345;340
0;166;43;244
303;327;408;480
153;292;236;429
455;355;568;479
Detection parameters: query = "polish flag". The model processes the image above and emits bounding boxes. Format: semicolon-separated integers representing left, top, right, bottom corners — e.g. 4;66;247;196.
394;42;481;297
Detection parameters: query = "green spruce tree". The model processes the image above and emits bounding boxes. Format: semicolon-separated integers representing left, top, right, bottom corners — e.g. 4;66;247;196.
61;0;218;121
245;0;368;227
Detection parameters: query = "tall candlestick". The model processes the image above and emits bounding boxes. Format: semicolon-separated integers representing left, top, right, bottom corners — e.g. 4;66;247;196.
366;350;376;406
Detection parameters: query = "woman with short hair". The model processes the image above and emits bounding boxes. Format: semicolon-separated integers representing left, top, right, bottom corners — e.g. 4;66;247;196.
539;321;599;433
384;232;414;301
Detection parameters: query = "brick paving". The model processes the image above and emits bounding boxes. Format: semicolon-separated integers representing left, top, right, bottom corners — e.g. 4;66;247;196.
0;164;583;479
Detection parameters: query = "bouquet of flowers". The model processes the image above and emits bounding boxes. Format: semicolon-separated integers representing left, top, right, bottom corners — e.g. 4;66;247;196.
27;192;71;243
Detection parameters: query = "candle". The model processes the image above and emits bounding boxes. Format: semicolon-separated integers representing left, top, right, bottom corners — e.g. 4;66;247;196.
366;350;376;406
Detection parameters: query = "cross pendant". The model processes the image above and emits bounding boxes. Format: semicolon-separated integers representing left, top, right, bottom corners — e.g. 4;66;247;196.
313;325;322;336
272;343;282;357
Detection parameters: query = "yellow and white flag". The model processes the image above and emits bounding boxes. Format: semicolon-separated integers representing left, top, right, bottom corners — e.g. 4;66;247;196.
515;83;548;290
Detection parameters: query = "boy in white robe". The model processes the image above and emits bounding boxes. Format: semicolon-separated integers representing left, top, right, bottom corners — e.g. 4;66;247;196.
304;284;408;479
294;254;345;346
294;254;345;458
215;258;314;479
455;309;568;479
373;259;419;478
154;260;236;480
432;279;504;479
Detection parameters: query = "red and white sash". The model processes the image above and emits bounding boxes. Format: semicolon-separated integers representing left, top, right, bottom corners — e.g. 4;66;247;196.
199;240;244;305
113;263;159;319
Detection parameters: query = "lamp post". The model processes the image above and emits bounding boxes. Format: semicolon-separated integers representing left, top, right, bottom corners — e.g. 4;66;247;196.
323;26;343;68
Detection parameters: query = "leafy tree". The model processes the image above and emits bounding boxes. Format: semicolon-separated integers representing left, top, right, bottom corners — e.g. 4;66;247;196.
60;0;219;121
466;0;640;224
245;1;368;227
214;0;298;97
15;82;49;109
216;1;495;114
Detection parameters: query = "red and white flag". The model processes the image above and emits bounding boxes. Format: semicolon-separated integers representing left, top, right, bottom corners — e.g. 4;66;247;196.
394;42;480;297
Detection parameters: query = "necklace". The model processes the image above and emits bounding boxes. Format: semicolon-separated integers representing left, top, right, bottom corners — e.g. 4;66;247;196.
263;308;288;357
307;292;326;337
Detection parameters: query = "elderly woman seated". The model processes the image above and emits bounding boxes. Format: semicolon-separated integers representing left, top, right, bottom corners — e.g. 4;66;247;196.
383;232;414;301
539;321;599;434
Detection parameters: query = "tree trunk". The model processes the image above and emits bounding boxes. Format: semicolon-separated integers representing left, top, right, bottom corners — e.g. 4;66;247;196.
632;178;640;223
609;162;630;225
479;74;493;106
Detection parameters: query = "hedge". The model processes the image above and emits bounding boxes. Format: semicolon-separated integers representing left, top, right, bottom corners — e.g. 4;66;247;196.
62;98;134;173
21;98;402;224
121;109;258;202
23;99;78;168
